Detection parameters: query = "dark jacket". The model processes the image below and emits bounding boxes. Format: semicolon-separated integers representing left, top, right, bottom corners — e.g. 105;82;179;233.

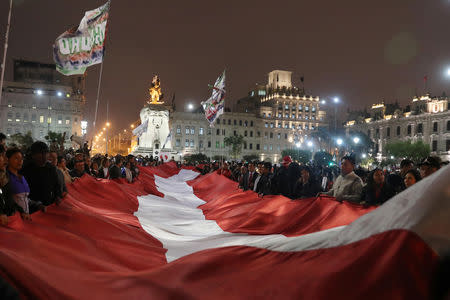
240;171;257;191
256;173;273;196
21;161;62;206
69;168;85;179
360;183;396;206
274;166;290;196
292;179;321;199
0;182;24;216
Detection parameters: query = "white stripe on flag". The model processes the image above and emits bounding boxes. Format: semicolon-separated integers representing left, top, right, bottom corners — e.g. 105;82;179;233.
135;167;450;262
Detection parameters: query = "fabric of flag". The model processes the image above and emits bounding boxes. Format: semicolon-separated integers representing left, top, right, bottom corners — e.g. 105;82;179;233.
201;70;226;127
132;119;148;137
53;1;110;75
0;162;448;299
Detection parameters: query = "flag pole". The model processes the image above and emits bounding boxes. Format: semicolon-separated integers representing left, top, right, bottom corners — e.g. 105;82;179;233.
0;0;13;108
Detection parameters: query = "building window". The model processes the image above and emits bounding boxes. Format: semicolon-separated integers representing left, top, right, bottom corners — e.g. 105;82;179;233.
284;133;288;139
217;119;220;125
312;106;316;112
244;121;248;127
234;120;237;125
285;113;289;118
257;131;261;137
297;125;302;130
269;144;273;151
264;132;268;139
7;112;12;122
432;140;437;152
285;104;289;110
278;123;282;128
190;140;194;148
190;127;195;135
228;119;231;125
58;116;63;124
446;140;450;151
233;130;237;136
277;133;281;139
243;142;247;150
176;139;180;147
433;122;438;133
270;132;273;139
250;131;253;137
256;144;260;150
31;114;36;123
185;126;190;135
40;116;44;123
284;124;288;129
305;106;309;112
244;131;247;137
216;129;220;135
185;139;189;147
15;113;20;122
47;117;52;124
199;127;204;135
270;123;274;128
305;125;309;130
386;127;390;137
305;116;309;120
265;122;268;128
396;126;400;136
222;129;225;136
216;141;220;148
447;120;450;131
278;113;282;118
299;105;302;111
249;143;253;150
264;144;268;150
268;113;272;118
311;125;315;130
407;125;412;135
417;123;423;134
250;121;253;127
176;125;181;134
199;140;204;148
263;113;266;117
208;141;211;148
23;113;28;123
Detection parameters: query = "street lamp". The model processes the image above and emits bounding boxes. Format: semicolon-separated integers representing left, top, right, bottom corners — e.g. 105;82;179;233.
307;141;313;147
353;137;360;144
362;153;367;159
336;138;343;146
187;103;194;111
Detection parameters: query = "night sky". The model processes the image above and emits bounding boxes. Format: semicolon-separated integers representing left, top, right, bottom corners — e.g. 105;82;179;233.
1;0;450;134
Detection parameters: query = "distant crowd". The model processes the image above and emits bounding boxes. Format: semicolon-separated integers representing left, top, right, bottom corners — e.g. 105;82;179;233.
1;130;448;226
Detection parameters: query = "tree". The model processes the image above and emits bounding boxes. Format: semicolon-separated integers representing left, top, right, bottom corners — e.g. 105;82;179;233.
385;141;430;163
45;131;66;153
281;149;311;164
184;153;209;164
224;135;244;159
10;131;34;149
243;154;259;162
313;151;333;166
212;155;226;161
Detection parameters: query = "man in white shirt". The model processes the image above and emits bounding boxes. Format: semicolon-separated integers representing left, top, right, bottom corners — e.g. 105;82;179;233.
321;156;363;203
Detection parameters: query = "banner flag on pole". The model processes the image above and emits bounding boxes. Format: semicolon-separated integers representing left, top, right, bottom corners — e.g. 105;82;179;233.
201;70;226;127
53;1;111;76
162;130;172;149
132;119;148;137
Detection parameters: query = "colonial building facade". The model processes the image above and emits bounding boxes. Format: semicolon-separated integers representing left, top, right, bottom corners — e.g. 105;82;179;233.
345;94;450;161
167;70;327;162
0;60;86;147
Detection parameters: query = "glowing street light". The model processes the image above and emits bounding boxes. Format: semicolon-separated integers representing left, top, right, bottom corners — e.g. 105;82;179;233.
36;89;43;95
131;124;134;129
307;141;313;147
320;100;326;105
336;138;343;146
333;97;340;103
106;122;110;127
57;91;63;97
187;103;194;111
353;137;360;144
362;153;367;158
295;142;301;148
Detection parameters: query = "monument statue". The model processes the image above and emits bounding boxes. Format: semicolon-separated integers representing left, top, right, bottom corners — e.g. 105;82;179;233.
132;75;175;159
148;75;164;104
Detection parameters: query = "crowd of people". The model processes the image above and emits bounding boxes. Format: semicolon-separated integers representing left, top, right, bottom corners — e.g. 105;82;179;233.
0;133;168;225
1;130;448;226
197;153;447;206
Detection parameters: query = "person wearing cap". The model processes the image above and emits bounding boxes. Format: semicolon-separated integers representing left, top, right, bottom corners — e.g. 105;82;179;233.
21;141;63;208
419;156;441;178
320;155;363;203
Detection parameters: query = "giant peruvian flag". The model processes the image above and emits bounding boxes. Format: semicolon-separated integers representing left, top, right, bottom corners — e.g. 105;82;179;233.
0;162;448;299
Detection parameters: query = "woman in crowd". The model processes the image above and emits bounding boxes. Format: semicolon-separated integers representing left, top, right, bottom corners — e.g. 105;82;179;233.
0;145;23;225
292;166;321;199
6;147;44;217
404;169;421;188
90;161;100;178
360;168;396;206
57;155;72;184
100;158;110;179
124;161;133;183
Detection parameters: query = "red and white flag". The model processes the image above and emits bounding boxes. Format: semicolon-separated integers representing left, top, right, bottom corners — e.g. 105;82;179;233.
0;162;448;299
